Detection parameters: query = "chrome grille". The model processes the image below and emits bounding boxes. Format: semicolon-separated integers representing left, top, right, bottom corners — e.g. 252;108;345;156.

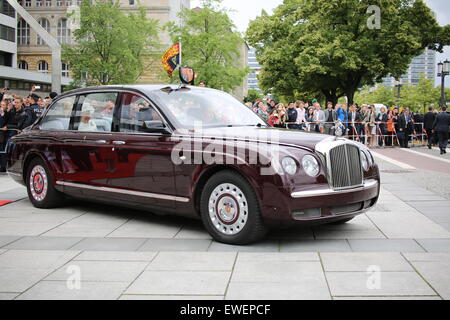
329;144;363;189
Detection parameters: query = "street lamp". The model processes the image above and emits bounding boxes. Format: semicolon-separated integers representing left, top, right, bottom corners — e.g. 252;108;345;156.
437;60;449;108
394;79;402;106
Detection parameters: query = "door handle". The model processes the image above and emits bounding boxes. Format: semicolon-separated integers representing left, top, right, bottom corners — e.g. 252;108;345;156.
112;141;126;145
95;140;107;144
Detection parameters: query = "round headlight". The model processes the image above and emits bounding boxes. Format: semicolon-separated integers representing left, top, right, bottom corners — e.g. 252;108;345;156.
281;157;298;175
302;155;320;177
360;151;369;171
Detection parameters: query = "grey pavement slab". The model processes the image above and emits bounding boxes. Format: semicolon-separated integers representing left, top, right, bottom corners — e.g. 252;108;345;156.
174;223;213;240
0;221;63;236
0;293;19;300
225;281;331;300
0;268;54;292
320;253;413;272
125;271;231;295
46;260;148;282
348;239;425;252
333;296;441;300
70;237;147;251
326;272;436;297
267;227;315;240
280;239;351;252
230;260;323;283
107;218;182;238
119;294;224;300
16;281;129;300
366;209;450;239
407;200;450;209
4;236;83;250
146;252;236;271
416;239;450;252
403;252;450;262
74;251;158;262
410;261;450;299
208;241;279;252
237;252;319;262
138;239;211;252
0;250;79;269
0;236;21;248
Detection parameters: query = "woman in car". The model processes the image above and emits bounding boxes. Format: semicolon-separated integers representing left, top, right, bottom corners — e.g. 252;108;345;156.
78;104;98;132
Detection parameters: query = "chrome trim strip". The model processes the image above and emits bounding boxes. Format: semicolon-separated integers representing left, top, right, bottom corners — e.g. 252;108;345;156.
291;179;378;198
56;181;190;203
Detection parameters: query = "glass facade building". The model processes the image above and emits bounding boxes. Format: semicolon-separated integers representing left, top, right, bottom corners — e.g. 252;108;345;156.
247;47;262;92
381;48;436;87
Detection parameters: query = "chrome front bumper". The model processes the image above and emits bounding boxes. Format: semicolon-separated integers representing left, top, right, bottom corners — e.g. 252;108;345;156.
290;179;379;198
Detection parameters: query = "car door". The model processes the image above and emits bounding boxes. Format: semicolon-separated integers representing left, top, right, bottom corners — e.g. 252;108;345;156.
57;91;119;196
35;94;77;182
105;91;178;210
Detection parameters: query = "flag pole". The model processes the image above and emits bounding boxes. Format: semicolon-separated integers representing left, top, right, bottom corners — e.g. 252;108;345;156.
179;37;182;69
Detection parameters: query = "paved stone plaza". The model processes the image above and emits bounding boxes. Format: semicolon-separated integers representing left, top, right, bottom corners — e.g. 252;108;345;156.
0;147;449;300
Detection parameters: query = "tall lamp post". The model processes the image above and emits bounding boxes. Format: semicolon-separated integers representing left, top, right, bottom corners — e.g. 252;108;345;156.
394;79;402;106
437;60;449;108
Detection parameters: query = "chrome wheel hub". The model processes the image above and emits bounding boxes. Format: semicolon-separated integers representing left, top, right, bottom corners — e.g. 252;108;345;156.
208;183;248;235
30;165;48;201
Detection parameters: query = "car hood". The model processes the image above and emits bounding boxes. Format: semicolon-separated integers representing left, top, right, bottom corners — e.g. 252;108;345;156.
197;126;336;151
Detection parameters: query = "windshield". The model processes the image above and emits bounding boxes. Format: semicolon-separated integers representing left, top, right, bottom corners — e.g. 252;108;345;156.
152;88;267;129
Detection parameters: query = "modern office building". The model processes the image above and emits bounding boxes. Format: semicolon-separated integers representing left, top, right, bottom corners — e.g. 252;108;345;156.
1;0;71;96
381;48;437;87
14;0;190;84
247;46;262;92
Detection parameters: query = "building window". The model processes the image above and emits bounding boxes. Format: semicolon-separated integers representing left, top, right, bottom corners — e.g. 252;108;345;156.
62;62;69;77
17;19;30;45
25;0;31;7
76;0;81;5
18;60;28;69
1;0;15;18
56;0;62;5
37;18;50;46
66;0;72;6
38;60;49;73
57;18;70;44
129;0;135;5
36;0;42;7
0;24;15;42
45;0;51;6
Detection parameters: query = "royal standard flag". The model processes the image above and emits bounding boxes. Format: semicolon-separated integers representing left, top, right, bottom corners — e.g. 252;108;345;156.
162;43;180;77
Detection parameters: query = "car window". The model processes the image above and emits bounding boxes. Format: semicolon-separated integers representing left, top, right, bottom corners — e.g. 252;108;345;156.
40;95;75;131
74;92;117;132
152;88;266;129
119;93;161;133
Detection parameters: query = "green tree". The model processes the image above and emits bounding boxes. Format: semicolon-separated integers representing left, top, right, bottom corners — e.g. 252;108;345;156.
247;0;448;105
244;89;263;103
166;0;248;92
63;0;159;86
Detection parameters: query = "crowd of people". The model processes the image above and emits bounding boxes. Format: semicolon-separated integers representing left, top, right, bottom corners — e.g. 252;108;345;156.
0;87;58;172
245;97;450;154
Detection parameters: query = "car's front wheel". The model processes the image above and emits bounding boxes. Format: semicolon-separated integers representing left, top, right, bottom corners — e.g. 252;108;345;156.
200;170;268;245
26;158;64;208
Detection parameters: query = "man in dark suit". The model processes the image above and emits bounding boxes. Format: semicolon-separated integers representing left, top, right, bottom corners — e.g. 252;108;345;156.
397;110;410;148
433;106;450;155
424;107;436;149
348;105;362;140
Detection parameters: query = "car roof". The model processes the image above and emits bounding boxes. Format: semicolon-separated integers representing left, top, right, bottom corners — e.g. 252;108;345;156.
60;84;220;97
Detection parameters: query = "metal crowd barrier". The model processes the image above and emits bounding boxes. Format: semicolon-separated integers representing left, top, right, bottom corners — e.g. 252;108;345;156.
282;121;427;148
0;129;20;155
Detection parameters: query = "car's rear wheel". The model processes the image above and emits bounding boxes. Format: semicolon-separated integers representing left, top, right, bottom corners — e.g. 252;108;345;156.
26;158;64;208
200;170;268;245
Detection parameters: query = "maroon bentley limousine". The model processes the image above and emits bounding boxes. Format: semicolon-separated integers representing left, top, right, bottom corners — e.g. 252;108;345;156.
7;85;380;244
